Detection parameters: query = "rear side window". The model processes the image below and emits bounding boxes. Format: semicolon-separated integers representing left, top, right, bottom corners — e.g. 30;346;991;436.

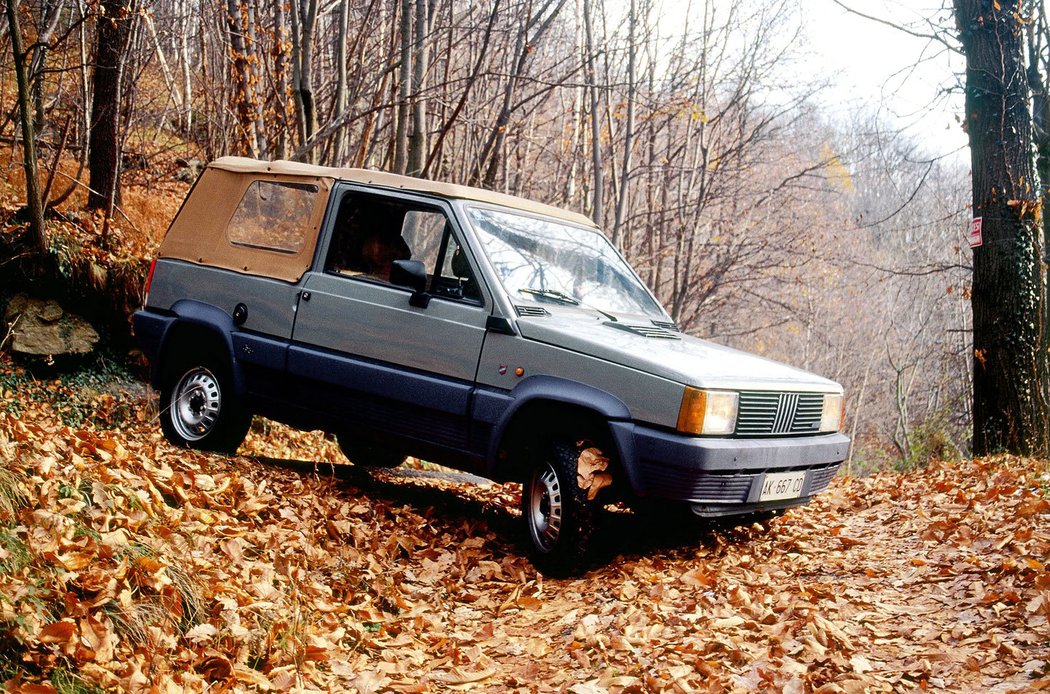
227;180;318;254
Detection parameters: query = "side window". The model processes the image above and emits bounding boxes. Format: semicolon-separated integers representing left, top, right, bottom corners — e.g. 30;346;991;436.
325;196;412;281
435;234;480;301
325;193;481;302
401;210;446;271
227;181;317;253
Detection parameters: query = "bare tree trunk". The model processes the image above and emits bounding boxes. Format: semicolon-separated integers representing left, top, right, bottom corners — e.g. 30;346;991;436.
394;0;412;173
88;0;136;213
333;0;349;164
406;0;428;176
291;0;319;162
178;0;193;133
77;0;91;154
611;0;637;246
956;0;1049;455
245;0;267;157
582;0;602;222
5;0;46;253
272;0;289;158
225;0;256;155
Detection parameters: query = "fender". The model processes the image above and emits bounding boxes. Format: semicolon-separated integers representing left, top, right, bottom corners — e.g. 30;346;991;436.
481;375;641;491
155;300;244;397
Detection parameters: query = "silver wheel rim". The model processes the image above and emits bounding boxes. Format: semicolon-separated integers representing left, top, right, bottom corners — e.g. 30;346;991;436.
170;367;221;442
527;462;563;553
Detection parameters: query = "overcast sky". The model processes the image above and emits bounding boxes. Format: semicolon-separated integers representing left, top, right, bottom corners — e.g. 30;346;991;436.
804;0;967;161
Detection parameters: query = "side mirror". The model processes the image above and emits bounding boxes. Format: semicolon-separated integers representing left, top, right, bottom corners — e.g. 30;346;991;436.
390;259;431;308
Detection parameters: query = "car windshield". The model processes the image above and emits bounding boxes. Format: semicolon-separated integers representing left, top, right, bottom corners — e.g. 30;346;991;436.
466;206;666;319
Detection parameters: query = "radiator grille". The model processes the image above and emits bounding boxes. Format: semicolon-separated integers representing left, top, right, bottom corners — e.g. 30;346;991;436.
736;391;825;437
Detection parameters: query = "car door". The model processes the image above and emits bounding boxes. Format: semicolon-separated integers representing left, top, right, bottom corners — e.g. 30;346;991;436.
288;186;490;458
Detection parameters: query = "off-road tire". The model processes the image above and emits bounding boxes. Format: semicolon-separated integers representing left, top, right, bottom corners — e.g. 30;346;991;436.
336;434;405;468
521;439;602;577
159;347;251;454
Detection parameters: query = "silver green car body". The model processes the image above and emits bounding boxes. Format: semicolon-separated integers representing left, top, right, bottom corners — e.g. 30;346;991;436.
135;158;849;524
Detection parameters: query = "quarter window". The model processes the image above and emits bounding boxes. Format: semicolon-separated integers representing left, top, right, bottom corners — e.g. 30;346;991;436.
227;181;318;254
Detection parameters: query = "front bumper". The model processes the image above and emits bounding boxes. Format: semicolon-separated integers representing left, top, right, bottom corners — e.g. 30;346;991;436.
623;425;850;512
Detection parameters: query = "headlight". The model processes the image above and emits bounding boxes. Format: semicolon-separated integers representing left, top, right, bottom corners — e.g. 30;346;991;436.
677;388;738;436
820;393;844;432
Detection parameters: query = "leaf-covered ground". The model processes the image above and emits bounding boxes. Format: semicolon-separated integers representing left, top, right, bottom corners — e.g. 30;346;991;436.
0;360;1047;693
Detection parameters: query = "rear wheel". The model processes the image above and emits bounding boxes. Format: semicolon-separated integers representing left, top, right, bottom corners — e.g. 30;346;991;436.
160;348;250;453
522;439;604;577
336;434;405;468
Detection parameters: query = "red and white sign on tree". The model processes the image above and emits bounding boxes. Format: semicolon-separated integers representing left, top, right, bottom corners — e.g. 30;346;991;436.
969;217;983;248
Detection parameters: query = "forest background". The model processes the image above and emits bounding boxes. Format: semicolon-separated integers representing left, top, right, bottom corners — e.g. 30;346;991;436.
0;0;975;469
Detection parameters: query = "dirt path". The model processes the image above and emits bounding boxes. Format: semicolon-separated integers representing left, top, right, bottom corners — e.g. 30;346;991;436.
0;372;1046;692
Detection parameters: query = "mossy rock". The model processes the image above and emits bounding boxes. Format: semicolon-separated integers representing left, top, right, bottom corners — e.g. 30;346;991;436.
3;294;99;357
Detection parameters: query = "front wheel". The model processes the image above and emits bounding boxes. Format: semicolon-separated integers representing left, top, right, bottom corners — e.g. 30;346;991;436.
522;440;605;577
160;350;250;454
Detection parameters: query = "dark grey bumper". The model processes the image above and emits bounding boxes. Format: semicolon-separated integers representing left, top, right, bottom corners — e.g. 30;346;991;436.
624;425;850;508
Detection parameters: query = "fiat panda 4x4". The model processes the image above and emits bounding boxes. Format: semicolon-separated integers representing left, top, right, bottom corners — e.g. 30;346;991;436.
134;157;849;575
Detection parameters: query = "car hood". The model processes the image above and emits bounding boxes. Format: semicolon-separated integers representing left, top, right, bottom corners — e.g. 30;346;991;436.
516;310;842;392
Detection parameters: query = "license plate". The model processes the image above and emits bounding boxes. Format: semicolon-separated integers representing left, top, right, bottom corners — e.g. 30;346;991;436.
759;471;806;502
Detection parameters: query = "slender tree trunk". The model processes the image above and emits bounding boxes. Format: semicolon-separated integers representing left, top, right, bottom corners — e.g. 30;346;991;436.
406;0;428;176
88;0;135;212
5;0;46;253
582;0;602;223
956;0;1049;455
179;0;192;133
291;0;318;161
77;0;91;155
611;0;637;247
245;0;267;157
394;0;412;173
272;0;289;158
225;0;255;155
333;0;349;164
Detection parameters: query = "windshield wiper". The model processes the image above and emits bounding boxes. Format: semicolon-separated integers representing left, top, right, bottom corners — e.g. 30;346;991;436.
518;287;619;322
519;287;580;305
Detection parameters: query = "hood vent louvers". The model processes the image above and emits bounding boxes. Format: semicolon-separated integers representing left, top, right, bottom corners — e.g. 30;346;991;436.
651;319;680;332
515;305;551;317
604;322;681;340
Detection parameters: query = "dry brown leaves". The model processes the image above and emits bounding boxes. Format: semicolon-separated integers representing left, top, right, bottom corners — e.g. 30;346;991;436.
0;364;1047;692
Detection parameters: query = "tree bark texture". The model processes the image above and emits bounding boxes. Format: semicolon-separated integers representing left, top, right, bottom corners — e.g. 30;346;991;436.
582;0;602;223
88;0;134;212
406;0;428;176
956;0;1049;455
6;0;47;252
291;0;318;162
225;0;256;156
394;0;412;173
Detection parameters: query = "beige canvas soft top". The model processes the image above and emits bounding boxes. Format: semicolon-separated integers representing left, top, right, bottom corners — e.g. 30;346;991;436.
158;157;597;283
